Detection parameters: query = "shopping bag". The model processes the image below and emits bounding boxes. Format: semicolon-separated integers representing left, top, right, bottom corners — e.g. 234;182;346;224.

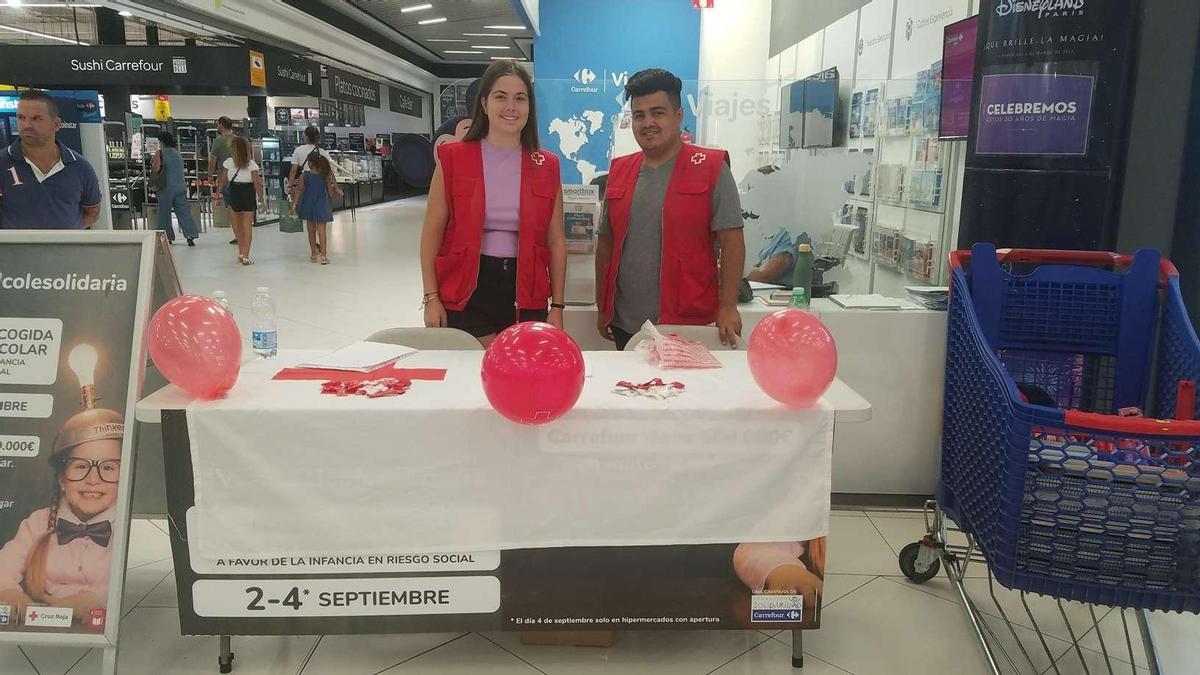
279;210;304;233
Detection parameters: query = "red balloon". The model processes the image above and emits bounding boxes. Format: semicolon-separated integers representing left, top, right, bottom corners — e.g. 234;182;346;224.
748;309;838;408
148;295;242;400
481;322;585;425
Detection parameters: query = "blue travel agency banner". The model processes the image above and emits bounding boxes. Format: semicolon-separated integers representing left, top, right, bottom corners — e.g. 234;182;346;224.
533;0;701;184
0;90;100;155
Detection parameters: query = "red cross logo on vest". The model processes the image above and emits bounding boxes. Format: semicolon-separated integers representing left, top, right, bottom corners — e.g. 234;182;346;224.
691;152;707;165
531;151;546;166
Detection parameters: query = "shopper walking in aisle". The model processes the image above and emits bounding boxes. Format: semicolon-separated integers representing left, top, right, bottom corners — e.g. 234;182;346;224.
216;136;264;266
207;116;238;245
0;90;102;230
287;125;336;188
594;68;745;349
151;131;200;246
292;152;341;265
420;59;567;347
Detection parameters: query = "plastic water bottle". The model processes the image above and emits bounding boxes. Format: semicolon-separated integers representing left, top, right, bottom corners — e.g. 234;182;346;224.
251;287;278;358
790;243;814;309
212;290;230;312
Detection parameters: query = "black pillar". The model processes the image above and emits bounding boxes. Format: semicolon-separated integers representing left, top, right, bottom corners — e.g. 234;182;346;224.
247;96;269;138
1173;51;1200;322
95;8;131;123
145;24;159;46
957;0;1141;251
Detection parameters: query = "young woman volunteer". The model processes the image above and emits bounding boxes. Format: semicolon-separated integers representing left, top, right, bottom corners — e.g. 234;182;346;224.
292;153;342;265
419;59;567;346
216;136;265;266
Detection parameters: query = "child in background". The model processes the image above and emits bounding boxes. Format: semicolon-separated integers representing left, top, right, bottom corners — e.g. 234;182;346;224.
292;152;342;265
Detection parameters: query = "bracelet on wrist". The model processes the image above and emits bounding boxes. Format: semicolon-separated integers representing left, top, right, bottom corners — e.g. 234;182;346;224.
550;302;566;310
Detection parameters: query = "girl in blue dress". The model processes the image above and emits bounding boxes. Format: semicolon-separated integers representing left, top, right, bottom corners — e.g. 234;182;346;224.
292;153;342;264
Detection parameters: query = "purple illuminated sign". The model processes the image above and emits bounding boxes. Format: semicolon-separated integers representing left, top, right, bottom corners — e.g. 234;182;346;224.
975;72;1094;156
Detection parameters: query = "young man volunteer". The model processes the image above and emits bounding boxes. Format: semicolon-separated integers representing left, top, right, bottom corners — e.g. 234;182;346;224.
595;69;745;350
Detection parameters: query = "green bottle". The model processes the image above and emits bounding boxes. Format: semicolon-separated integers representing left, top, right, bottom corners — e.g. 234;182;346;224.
791;243;814;309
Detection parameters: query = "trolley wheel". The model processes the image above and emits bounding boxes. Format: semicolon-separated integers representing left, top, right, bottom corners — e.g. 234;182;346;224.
898;542;940;584
218;652;234;674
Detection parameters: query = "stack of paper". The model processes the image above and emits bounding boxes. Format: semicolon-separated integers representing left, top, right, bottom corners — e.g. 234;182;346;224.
293;342;417;373
905;286;949;310
749;281;788;292
829;294;904;310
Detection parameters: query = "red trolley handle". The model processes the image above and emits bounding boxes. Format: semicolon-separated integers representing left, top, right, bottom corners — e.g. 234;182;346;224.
949;248;1179;278
1064;410;1200;437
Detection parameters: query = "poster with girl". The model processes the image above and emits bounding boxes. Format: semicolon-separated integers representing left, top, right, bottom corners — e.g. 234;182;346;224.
0;232;155;650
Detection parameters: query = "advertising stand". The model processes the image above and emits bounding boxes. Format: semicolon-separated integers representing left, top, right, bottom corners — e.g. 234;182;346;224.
0;231;160;675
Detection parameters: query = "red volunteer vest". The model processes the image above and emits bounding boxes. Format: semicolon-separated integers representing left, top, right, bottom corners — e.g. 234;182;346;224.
600;143;727;326
436;141;561;312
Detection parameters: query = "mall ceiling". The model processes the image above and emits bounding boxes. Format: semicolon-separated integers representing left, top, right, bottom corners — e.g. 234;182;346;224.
284;0;531;77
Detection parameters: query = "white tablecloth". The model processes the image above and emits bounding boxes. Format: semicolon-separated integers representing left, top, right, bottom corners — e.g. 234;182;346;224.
183;351;837;561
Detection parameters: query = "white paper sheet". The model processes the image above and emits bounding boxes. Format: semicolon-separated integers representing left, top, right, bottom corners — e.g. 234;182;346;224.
292;341;417;372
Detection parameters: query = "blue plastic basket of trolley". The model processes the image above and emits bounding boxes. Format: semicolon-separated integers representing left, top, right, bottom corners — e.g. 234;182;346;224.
899;243;1200;674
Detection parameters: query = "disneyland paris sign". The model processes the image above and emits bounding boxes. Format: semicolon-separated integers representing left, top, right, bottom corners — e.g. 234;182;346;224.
996;0;1085;19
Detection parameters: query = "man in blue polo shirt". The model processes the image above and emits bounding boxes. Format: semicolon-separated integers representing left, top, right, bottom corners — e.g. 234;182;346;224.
0;90;102;230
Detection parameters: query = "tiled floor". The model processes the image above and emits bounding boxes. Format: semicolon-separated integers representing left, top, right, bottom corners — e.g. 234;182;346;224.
3;201;1195;673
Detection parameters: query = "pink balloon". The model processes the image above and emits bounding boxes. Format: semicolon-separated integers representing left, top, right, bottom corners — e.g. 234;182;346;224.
748;309;838;409
481;322;585;425
147;295;242;400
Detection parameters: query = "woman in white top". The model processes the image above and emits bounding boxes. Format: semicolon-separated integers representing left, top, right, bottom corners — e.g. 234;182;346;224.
288;126;336;188
215;136;265;266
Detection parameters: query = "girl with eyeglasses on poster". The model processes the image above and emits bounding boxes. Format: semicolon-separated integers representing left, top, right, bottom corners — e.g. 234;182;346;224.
0;408;124;627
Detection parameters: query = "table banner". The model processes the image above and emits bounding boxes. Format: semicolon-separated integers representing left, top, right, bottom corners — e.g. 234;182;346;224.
185;352;833;560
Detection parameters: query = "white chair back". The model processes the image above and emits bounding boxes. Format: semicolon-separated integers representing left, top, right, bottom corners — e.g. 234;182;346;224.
365;327;482;351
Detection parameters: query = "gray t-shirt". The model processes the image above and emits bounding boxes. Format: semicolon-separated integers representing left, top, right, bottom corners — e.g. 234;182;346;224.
210;133;234;176
598;156;742;333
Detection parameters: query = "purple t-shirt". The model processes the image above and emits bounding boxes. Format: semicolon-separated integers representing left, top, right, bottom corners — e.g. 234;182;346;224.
480;140;521;258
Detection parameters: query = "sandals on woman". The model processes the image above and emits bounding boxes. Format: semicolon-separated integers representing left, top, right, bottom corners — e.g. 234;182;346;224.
239;256;253;266
320;254;330;265
309;254;318;263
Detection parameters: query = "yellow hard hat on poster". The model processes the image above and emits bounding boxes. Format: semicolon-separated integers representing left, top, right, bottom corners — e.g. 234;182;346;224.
154;95;171;121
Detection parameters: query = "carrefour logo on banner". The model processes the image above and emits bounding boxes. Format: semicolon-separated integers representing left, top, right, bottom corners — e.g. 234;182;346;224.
996;0;1085;19
573;68;596;85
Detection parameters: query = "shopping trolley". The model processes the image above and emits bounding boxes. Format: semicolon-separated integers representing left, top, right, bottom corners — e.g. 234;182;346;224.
899;244;1200;674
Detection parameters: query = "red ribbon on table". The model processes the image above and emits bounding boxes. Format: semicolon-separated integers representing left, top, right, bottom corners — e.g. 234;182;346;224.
321;378;413;398
616;378;686;391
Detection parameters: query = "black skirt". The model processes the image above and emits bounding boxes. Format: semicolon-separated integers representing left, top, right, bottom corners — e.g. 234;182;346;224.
228;182;257;213
446;255;548;337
